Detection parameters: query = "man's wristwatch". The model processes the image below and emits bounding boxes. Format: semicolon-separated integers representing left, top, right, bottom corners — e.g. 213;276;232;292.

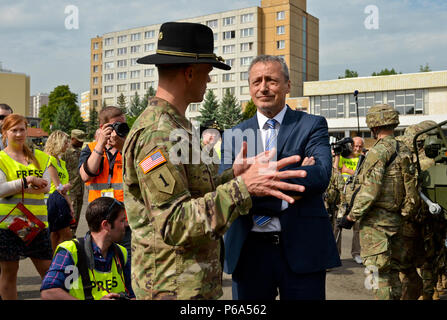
93;148;103;155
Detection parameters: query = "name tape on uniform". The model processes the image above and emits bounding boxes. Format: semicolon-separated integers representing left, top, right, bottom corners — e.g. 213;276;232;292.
139;149;167;174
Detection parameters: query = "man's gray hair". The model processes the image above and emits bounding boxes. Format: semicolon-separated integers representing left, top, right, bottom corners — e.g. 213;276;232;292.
248;55;289;81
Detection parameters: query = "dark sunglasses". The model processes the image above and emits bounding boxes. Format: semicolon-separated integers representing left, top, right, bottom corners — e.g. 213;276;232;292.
105;199;123;221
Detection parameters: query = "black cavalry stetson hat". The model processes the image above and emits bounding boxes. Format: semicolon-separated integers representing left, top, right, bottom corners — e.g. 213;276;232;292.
137;22;231;70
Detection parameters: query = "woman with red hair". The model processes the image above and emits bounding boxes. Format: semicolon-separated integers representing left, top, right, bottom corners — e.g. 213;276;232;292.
0;114;53;300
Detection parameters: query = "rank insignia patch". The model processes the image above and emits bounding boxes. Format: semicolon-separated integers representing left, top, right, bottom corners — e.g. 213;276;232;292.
139;149;167;174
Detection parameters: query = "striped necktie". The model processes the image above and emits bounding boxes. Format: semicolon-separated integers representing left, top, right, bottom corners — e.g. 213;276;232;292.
253;119;278;227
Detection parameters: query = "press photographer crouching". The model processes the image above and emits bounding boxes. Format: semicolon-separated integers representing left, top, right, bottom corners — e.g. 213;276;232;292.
40;197;135;300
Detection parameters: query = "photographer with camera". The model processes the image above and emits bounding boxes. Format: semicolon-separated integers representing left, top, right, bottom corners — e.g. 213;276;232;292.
41;197;135;300
331;136;364;264
79;106;131;256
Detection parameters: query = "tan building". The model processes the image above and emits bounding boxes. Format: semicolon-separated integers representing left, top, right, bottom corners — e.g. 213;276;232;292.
90;0;318;120
80;90;90;121
0;71;30;116
90;36;103;111
304;70;447;140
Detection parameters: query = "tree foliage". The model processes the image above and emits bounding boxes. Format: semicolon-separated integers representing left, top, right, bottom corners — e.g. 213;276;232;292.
419;63;432;72
371;68;401;76
86;106;99;141
242;99;257;120
217;89;243;130
197;90;219;126
39;85;84;134
338;69;359;79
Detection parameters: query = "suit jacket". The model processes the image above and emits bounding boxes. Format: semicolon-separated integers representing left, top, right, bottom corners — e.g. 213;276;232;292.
219;106;341;274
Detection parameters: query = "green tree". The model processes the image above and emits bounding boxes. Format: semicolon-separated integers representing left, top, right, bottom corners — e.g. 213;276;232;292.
127;92;145;128
371;68;401;76
338;69;359;79
242;99;257;120
53;103;72;133
86;106;99;141
197;90;219;126
70;107;87;132
117;93;127;114
39;85;83;134
218;89;243;130
419;63;432;72
139;86;156;113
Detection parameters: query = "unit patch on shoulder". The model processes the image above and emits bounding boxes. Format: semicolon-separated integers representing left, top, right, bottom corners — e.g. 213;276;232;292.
139;149;167;174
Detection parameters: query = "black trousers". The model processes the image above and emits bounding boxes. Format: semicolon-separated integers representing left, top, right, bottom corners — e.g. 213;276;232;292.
231;232;326;300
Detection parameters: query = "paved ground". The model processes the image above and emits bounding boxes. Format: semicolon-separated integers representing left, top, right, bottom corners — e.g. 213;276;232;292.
13;192;443;300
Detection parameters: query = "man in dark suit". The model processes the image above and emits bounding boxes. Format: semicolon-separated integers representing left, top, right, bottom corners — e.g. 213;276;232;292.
220;55;341;300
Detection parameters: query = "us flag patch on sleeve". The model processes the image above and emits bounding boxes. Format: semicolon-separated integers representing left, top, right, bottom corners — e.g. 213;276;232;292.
139;149;167;174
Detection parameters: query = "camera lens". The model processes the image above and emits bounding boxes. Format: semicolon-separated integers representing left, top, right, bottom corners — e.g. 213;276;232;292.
112;122;130;138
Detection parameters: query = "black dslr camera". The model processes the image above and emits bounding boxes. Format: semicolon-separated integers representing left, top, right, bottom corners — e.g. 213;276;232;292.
107;122;130;138
113;292;131;300
331;137;353;158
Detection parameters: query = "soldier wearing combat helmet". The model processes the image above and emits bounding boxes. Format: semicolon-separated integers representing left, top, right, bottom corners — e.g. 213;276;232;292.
122;22;308;300
338;104;419;300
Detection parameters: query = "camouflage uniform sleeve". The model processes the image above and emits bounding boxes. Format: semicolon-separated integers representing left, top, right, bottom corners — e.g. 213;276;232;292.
400;152;420;217
123;128;252;247
348;145;387;222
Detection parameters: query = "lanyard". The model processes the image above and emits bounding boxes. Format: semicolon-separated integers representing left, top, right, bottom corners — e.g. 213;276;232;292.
105;148;119;186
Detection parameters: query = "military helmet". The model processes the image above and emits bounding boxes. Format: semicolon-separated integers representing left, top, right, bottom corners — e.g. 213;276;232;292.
404;120;437;142
366;104;400;129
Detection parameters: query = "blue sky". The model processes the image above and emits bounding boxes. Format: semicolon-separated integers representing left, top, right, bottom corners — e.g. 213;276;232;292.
1;0;446;97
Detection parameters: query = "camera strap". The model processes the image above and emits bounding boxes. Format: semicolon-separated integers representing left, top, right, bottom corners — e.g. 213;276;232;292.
73;237;94;300
105;147;119;186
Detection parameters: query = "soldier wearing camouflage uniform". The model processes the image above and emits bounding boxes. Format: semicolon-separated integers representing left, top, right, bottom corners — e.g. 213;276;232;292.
122;22;307;300
62;129;86;236
338;104;419;300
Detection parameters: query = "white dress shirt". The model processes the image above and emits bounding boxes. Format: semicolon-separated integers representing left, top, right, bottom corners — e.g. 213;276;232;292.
251;105;288;232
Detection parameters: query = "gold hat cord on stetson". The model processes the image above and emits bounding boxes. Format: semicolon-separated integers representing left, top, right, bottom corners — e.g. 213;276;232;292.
156;49;225;62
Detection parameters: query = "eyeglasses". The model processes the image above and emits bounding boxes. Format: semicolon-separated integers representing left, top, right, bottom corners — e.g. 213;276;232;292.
105;199;123;221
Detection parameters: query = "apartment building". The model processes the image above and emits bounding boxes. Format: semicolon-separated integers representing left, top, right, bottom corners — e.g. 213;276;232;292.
304;70;447;140
0;71;30;116
80;90;90;121
30;93;49;118
90;0;318;120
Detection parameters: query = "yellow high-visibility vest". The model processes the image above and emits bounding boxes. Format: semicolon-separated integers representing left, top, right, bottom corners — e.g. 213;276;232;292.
55;239;127;300
0;149;50;229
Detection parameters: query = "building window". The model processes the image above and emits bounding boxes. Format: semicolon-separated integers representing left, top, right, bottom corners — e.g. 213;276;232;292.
145;30;155;39
144;81;155;90
213;33;218;41
223;87;235;95
223;30;236;40
240;28;254;38
93;65;99;73
130;70;140;79
130;83;140;91
93;77;98;84
93;54;99;61
117;59;127;68
206;19;218;29
223;45;235;54
104;73;114;82
117;47;127;55
117;72;127;80
223;16;235;26
241;13;254;23
240;86;249;95
240;56;253;66
104;49;114;58
144;43;155;52
277;40;285;49
130;33;141;41
104;86;113;93
226;58;234;68
313;94;345;119
210;74;218;83
240;71;249;81
222;73;235;82
276;11;285;20
276;26;285;35
104;37;113;46
130;58;138;66
104;61;114;70
130;45;140;53
117;84;127;93
93;42;99;50
117;35;127;43
240;42;253;52
144;68;154;77
92;88;99;95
